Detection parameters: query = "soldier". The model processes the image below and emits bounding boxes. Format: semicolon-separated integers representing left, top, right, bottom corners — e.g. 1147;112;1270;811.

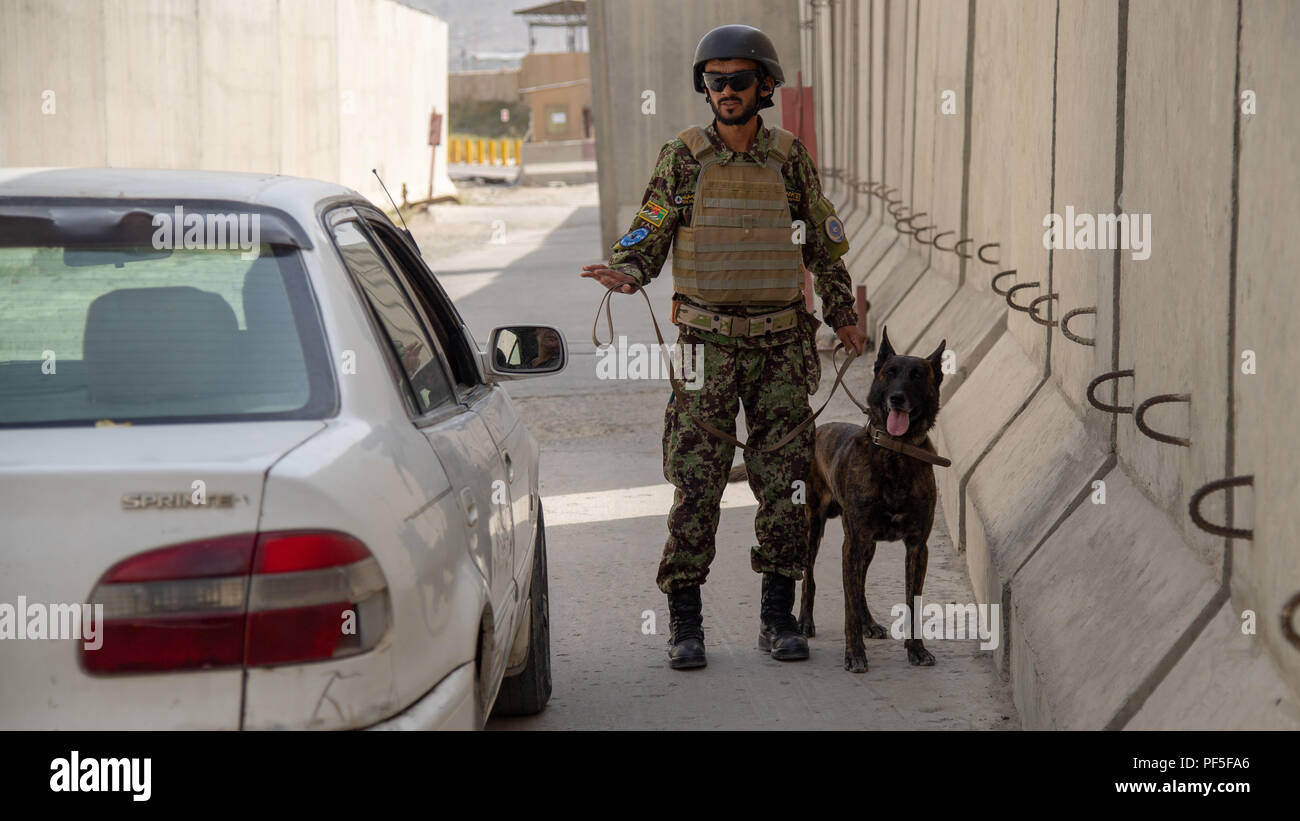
581;23;867;670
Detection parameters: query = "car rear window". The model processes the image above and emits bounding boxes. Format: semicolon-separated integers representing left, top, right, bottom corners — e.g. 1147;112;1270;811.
0;209;334;426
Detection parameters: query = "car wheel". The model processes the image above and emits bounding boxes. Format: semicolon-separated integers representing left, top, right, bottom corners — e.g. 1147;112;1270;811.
491;503;552;716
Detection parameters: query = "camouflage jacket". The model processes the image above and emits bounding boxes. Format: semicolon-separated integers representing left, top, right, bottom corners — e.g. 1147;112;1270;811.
607;114;858;348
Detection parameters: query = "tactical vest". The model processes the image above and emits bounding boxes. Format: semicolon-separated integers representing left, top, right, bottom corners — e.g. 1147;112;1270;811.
671;125;804;305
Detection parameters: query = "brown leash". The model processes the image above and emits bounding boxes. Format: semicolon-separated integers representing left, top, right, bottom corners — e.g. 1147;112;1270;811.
592;284;860;454
591;284;950;467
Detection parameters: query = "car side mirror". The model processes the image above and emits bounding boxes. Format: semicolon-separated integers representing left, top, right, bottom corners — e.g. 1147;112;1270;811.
484;325;568;380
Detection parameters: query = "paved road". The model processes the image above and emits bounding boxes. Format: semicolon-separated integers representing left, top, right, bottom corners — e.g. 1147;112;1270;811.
409;183;1019;730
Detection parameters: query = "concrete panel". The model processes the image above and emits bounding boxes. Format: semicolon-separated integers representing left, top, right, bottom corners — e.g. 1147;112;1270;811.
1001;0;1055;369
876;266;953;355
865;253;927;346
909;282;1006;404
278;0;340;184
927;0;969;284
827;0;848;205
864;235;908;294
1233;0;1300;699
868;0;887;223
1128;602;1300;730
1012;466;1219;729
964;381;1108;673
1119;0;1235;565
814;0;835;201
1047;0;1118;444
964;0;1017;300
197;0;280;173
851;225;897;285
842;208;871;251
882;0;906;192
852;0;872;218
587;0;800;251
0;0;109;166
906;0;939;261
102;0;202;169
338;0;451;204
933;332;1039;555
898;0;919;236
2;0;448;200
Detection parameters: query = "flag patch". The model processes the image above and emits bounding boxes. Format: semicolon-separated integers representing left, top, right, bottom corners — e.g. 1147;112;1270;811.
637;199;669;227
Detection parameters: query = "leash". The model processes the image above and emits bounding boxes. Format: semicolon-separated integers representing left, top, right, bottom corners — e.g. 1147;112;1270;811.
591;284;860;454
591;284;950;467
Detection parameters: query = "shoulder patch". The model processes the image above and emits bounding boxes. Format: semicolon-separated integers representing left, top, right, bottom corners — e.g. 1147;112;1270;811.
809;194;850;261
673;192;695;206
824;214;845;244
619;227;651;247
637;199;669;227
786;190;801;203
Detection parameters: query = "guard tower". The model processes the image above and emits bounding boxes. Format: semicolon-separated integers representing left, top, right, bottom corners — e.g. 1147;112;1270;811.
514;0;587;53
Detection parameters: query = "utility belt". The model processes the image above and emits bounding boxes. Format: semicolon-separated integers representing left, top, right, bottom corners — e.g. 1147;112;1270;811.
669;300;801;338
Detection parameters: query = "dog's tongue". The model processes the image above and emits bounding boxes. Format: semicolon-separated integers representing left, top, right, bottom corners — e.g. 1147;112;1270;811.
887;409;910;437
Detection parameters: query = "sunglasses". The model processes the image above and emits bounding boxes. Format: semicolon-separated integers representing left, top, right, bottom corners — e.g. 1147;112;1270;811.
701;70;762;93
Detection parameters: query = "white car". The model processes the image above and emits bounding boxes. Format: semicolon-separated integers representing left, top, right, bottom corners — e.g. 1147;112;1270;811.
0;168;564;730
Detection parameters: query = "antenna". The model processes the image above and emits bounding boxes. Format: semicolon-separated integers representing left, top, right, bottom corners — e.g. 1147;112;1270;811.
372;168;417;247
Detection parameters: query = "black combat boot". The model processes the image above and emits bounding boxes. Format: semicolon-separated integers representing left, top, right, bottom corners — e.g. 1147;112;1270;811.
759;572;810;660
666;586;706;669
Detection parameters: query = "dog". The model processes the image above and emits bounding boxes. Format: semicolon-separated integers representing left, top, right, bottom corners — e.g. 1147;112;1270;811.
807;327;947;672
729;326;946;673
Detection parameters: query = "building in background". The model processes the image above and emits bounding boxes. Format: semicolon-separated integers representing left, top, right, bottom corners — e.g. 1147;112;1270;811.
515;1;590;143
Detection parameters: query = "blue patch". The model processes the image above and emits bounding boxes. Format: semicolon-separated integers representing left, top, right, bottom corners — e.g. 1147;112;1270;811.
619;227;650;247
825;215;845;244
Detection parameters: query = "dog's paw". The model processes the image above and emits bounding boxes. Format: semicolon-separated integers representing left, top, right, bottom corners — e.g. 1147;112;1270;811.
863;620;889;639
798;615;815;638
906;642;936;667
844;651;869;674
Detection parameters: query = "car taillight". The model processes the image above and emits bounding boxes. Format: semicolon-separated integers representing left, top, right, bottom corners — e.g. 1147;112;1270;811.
245;531;388;666
82;531;389;674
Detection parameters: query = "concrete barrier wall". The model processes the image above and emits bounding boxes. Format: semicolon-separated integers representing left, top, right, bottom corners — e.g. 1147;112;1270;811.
0;0;453;206
1232;0;1300;705
810;0;1299;728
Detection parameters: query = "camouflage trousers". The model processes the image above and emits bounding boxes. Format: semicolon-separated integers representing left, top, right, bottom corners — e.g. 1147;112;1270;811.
656;326;817;594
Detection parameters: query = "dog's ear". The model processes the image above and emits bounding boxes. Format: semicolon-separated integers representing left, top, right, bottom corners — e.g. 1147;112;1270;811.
874;326;895;373
926;339;947;387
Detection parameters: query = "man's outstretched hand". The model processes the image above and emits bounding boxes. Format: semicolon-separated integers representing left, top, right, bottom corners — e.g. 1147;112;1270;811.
836;324;868;357
581;264;640;294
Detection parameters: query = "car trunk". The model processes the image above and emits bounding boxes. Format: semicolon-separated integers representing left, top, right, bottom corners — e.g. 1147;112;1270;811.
0;421;323;729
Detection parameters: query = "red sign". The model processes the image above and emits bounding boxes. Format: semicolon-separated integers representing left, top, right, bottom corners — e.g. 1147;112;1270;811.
428;111;443;146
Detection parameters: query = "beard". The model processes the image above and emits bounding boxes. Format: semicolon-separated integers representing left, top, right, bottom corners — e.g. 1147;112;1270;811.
709;92;761;126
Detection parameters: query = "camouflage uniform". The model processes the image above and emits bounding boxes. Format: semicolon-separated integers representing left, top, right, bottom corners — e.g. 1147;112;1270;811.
606;114;858;594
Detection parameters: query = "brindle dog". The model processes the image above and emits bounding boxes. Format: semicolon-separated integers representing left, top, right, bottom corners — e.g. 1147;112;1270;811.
804;327;946;673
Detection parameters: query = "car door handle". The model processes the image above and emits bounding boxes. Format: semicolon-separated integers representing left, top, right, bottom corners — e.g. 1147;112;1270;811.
459;488;479;527
502;450;514;482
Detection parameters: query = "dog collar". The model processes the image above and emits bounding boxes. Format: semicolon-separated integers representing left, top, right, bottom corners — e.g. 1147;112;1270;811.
865;424;952;468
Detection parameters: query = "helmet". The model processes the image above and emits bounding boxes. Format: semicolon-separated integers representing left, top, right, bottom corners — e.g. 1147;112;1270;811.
692;24;783;110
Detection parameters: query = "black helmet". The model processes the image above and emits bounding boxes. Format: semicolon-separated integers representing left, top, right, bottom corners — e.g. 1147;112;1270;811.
693;24;783;110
